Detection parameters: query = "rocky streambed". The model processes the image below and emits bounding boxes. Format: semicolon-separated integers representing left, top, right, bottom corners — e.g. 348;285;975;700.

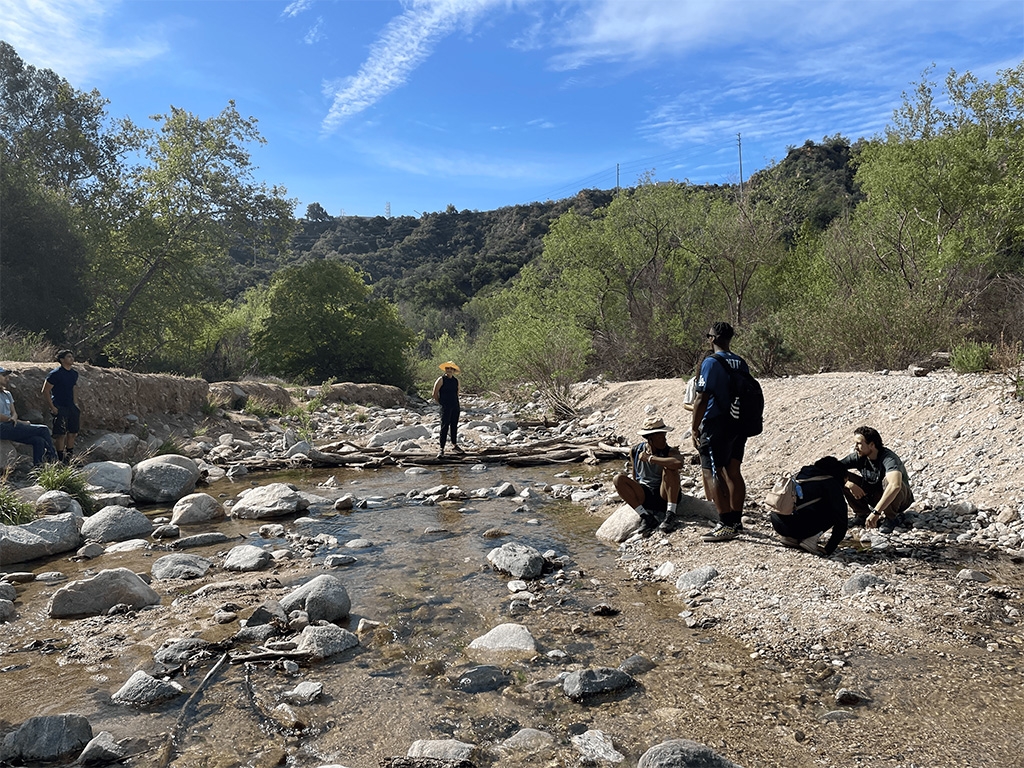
2;369;1024;767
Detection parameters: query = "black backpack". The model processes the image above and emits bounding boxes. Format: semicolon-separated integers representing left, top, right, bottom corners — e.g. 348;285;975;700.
712;353;764;437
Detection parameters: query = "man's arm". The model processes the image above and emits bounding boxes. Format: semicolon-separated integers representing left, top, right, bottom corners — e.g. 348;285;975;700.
41;380;57;414
869;470;904;521
690;391;708;449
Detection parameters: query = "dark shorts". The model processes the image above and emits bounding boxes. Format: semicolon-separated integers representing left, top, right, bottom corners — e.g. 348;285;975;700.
641;485;668;515
698;419;746;476
52;405;80;436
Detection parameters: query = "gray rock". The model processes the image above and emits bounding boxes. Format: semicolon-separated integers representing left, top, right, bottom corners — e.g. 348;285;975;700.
596;504;644;543
842;572;887;595
500;728;555;753
78;731;128;765
487;541;545;579
325;554;357;568
246;600;288;627
76;542;105;559
956;568;990;583
232;483;308;519
834;688;870;706
367;424;431;448
494;482;517;497
223;544;272;572
80;460;133;492
0;713;93;764
452;665;510;693
295;624;359;660
675;565;719;592
280;574;351;623
234;624;279;645
407;739;476;762
35;490;83;518
86;433;141;463
151;553;212;580
111;670;185;707
171;492;226;525
0;582;16;601
283;681;324;704
0;512;82;565
174;532;231;549
0;599;14;623
154;637;213;666
152;524;180;540
638;738;745;767
131;455;201;503
81;505;153;543
619;654;656;675
48;568;161;618
562;667;635;701
571;729;624;764
467;623;537;654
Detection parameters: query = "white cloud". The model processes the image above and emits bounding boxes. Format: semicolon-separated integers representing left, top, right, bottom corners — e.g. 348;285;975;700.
304;16;325;45
320;0;501;133
283;0;315;18
0;0;166;83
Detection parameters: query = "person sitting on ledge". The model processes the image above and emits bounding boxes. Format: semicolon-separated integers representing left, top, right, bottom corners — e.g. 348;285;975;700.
613;416;684;536
0;367;58;466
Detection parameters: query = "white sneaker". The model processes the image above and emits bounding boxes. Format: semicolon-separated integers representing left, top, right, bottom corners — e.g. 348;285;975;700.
798;535;821;555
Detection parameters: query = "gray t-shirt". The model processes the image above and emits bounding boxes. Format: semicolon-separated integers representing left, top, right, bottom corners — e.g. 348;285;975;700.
840;446;911;492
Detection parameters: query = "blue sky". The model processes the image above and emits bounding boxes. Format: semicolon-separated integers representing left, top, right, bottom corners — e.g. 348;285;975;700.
3;0;1022;218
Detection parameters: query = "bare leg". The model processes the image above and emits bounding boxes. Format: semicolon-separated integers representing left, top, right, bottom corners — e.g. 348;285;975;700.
613;474;646;508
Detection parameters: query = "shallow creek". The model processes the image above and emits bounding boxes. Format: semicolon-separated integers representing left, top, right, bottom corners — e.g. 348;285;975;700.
2;463;1023;767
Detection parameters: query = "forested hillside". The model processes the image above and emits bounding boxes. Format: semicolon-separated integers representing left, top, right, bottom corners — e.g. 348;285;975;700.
2;38;1022;403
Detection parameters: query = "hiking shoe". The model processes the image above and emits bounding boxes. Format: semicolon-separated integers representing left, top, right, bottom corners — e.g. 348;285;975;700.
852;513;868;527
879;515;905;535
451;444;465;453
779;536;800;549
657;517;677;534
436;452;445;460
799;535;821;555
702;523;741;542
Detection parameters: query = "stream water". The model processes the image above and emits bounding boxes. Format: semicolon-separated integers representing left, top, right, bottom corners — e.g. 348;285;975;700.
2;463;1023;768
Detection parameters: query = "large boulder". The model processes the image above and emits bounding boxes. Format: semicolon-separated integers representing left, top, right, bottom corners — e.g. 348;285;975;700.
111;670;185;707
486;542;546;580
279;574;351;623
596;504;644;543
467;623;537;654
35;490;84;518
223;544;272;572
171;493;226;525
367;424;431;448
319;382;407;408
294;624;359;660
0;513;82;565
80;460;133;492
85;434;141;464
231;483;308;520
48;568;160;618
0;714;93;764
131;455;201;504
81;505;154;543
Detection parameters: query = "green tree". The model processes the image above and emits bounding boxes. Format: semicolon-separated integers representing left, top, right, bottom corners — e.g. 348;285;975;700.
251;260;414;386
80;101;295;366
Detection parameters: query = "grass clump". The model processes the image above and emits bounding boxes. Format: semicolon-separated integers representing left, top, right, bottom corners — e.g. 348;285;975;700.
0;479;35;525
34;463;96;516
242;395;285;418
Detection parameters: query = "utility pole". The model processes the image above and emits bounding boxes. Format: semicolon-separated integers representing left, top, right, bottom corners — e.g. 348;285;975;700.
616;163;620;192
385;201;391;218
737;133;744;201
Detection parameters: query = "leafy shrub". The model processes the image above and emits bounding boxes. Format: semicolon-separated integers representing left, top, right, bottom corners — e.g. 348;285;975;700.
0;477;35;525
33;463;95;515
951;341;994;373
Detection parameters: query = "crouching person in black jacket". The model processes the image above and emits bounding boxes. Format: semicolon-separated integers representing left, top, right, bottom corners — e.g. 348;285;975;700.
770;456;848;556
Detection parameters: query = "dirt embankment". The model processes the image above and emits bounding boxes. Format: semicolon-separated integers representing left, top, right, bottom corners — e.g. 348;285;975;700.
578;369;1024;512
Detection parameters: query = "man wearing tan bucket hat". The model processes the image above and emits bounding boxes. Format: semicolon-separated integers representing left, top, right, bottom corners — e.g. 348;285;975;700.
613;415;684;535
432;361;463;459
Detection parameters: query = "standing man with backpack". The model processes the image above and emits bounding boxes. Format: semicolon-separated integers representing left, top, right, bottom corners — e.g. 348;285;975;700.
690;322;755;542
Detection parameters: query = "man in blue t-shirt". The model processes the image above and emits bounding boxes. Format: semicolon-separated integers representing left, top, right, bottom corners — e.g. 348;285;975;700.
690;321;750;542
41;350;81;464
840;425;914;534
